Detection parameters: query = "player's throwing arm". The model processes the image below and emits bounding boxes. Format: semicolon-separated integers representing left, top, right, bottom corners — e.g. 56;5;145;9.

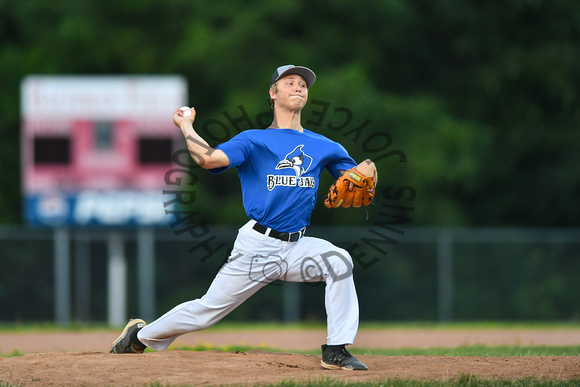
173;106;230;169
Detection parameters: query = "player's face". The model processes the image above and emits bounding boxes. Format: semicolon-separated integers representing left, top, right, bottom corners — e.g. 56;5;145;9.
271;75;308;111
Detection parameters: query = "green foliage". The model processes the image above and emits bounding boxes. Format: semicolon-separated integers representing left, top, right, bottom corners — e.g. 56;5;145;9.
0;238;53;321
1;0;579;227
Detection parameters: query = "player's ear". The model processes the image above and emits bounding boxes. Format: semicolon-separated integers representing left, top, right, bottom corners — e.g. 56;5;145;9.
269;87;277;100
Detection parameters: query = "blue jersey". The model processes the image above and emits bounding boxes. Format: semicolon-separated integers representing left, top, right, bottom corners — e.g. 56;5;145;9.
210;128;356;232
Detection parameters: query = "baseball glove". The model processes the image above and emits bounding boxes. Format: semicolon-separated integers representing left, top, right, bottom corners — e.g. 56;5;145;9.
324;168;376;208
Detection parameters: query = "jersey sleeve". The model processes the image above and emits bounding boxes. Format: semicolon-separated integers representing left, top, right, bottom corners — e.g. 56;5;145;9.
325;142;357;179
207;132;251;174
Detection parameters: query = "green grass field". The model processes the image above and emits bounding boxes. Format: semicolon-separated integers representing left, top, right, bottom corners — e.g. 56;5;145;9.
167;343;580;357
1;320;579;332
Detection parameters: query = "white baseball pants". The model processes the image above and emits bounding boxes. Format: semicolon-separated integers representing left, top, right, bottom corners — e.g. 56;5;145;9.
138;220;360;351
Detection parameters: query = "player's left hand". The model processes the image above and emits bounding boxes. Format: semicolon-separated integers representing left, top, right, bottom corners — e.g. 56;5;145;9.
354;159;377;186
324;160;377;208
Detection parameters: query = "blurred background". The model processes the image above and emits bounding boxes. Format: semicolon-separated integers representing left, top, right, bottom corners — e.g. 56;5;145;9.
0;0;578;325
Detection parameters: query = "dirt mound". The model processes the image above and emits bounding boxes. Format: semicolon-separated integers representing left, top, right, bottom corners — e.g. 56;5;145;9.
1;329;579;386
1;350;579;386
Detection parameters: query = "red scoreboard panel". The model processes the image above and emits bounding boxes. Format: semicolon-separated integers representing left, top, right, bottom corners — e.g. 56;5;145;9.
21;75;187;227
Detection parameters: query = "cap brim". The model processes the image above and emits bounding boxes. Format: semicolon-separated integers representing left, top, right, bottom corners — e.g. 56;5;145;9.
275;66;316;88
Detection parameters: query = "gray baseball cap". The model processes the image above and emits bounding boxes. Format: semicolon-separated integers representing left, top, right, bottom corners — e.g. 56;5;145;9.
270;65;316;88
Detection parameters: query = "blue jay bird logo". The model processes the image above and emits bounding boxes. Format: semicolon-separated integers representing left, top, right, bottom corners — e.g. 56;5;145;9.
275;145;313;177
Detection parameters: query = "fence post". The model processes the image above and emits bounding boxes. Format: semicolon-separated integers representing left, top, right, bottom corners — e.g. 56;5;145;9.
437;229;454;322
74;231;91;323
282;282;300;322
54;227;71;326
107;232;127;326
137;228;156;322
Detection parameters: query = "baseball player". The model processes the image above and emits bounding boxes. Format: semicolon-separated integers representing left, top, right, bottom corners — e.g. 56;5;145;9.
110;65;377;371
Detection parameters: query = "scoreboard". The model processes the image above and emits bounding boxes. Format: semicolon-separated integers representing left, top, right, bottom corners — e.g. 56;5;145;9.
21;75;187;227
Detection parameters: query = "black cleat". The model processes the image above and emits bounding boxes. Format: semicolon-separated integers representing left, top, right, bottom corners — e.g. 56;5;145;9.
320;344;369;371
110;319;147;354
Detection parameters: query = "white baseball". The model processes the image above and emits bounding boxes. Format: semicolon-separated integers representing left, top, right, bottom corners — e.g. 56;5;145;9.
180;106;192;117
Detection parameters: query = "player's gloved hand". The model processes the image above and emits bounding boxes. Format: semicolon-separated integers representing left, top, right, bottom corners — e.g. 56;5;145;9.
324;163;376;208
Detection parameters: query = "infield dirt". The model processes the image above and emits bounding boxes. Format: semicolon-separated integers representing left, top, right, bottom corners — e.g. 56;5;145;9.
1;328;579;386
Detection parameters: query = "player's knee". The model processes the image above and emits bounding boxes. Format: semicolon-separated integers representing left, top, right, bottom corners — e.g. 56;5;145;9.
323;248;354;282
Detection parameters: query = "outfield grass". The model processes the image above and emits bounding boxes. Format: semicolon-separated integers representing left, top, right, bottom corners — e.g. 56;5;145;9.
166;342;580;357
1;321;580;333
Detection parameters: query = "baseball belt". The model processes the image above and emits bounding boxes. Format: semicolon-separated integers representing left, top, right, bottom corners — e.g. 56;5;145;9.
252;222;306;242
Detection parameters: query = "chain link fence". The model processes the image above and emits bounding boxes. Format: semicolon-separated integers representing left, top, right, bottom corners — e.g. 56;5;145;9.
0;225;578;325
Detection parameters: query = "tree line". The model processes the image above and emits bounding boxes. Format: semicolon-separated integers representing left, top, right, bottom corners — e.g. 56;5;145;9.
0;0;578;227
